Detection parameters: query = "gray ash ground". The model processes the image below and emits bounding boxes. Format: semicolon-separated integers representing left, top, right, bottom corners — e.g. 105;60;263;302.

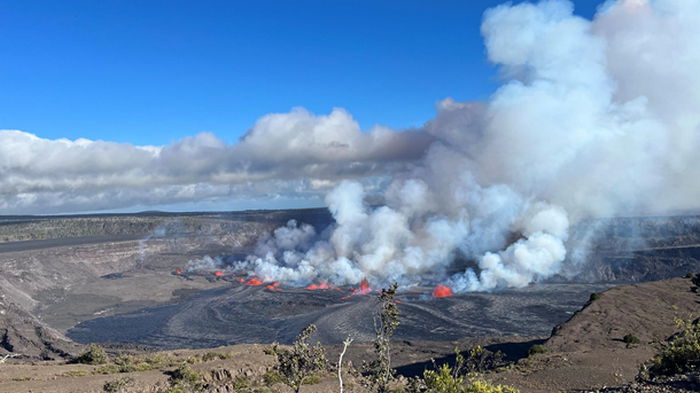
66;281;613;348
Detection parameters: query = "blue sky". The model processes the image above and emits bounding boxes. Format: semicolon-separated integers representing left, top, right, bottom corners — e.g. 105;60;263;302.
0;0;605;146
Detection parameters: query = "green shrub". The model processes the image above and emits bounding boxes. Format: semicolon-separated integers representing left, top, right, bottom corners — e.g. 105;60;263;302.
103;377;134;393
270;324;327;393
365;283;400;393
464;345;505;373
94;354;178;374
201;352;231;362
464;380;519;393
74;344;108;365
263;370;284;386
649;317;700;376
527;344;547;356
169;364;201;387
421;349;518;393
231;376;252;389
424;363;465;393
589;292;602;302
623;334;641;348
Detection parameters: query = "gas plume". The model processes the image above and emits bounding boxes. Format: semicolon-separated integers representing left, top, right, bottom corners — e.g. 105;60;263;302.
232;0;700;291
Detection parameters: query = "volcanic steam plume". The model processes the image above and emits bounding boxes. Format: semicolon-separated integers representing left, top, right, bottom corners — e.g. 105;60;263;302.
231;0;700;292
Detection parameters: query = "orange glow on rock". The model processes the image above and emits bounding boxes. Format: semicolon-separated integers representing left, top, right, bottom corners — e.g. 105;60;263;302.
265;282;280;291
213;271;225;277
432;285;454;297
358;279;371;294
246;278;264;286
306;282;338;291
174;268;183;275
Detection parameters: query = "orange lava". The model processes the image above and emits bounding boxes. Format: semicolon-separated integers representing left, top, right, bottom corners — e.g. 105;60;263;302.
213;271;225;277
343;279;373;299
174;268;183;275
358;279;371;294
305;282;339;290
265;282;280;291
432;285;454;297
237;278;245;283
246;278;264;286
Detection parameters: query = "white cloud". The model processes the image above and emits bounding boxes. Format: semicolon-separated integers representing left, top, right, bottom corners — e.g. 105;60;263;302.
0;108;431;214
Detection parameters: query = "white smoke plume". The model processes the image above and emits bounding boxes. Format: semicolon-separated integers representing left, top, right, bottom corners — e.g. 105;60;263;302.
234;0;700;291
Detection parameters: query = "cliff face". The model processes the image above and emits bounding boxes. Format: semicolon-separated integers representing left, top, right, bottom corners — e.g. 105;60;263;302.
0;296;77;359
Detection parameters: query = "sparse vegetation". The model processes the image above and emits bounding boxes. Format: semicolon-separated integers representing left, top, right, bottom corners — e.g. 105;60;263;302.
263;370;285;386
414;348;518;393
527;344;547;356
589;292;602;302
648;317;700;376
623;333;640;348
365;283;400;393
201;351;232;362
464;345;505;373
422;348;467;393
103;377;135;393
63;370;89;377
269;324;327;393
231;375;252;389
73;343;108;365
94;354;178;374
464;380;520;393
166;363;203;392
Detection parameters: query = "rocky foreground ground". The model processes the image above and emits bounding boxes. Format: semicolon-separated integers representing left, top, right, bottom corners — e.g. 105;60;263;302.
0;276;698;393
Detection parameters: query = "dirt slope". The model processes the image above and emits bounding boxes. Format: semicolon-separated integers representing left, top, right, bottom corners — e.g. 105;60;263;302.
488;277;699;392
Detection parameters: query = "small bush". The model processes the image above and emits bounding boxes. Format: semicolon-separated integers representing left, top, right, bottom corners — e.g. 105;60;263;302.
11;376;31;381
94;354;178;375
270;324;327;393
424;362;465;393
623;334;641;348
465;380;519;393
169;364;201;387
464;345;506;373
263;370;284;386
231;376;252;389
103;377;134;393
74;344;108;365
589;293;602;302
649;317;700;376
365;283;400;393
421;350;518;393
201;352;231;362
528;344;547;356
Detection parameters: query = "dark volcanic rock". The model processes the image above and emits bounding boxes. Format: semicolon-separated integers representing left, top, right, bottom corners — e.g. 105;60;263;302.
67;283;612;348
